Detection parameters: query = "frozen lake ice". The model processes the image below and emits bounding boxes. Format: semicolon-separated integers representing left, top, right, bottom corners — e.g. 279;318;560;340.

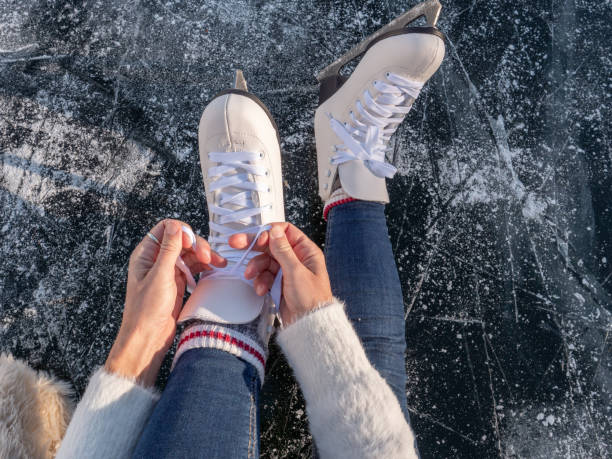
1;1;610;457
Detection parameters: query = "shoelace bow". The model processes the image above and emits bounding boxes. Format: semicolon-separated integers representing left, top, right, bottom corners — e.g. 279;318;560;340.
328;73;423;178
200;151;282;309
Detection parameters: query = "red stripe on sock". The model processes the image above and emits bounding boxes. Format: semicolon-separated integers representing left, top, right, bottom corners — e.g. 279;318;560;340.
177;330;265;366
323;197;357;220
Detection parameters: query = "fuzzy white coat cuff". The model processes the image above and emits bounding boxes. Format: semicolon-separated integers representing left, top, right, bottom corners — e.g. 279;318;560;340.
56;367;159;459
277;299;418;459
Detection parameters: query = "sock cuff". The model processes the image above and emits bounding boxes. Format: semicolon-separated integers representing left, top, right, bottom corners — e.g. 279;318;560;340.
323;188;357;220
172;323;266;384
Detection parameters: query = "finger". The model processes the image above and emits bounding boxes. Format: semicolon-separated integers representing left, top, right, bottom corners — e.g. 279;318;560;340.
131;219;188;277
228;231;269;252
183;240;226;269
182;225;226;267
268;224;301;271
187;234;226;268
181;225;197;250
210;250;227;267
254;271;275;296
279;222;308;246
134;221;166;268
154;220;184;271
193;234;212;264
245;253;270;279
144;219;196;253
181;251;213;273
245;253;280;279
275;222;325;273
227;222;306;251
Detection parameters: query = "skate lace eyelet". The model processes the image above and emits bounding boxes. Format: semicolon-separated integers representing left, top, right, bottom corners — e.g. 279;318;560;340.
265;170;270;176
205;149;283;300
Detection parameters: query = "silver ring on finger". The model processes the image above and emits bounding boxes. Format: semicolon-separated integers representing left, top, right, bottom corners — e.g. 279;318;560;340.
147;232;161;245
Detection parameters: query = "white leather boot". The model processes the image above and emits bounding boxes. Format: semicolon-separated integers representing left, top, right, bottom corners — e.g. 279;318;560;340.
315;1;445;205
175;73;284;381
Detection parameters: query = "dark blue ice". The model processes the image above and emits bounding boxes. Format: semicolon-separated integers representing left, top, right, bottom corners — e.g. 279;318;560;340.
1;1;610;457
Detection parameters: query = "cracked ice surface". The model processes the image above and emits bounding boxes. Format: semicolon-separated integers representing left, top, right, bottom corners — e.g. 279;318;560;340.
1;1;610;457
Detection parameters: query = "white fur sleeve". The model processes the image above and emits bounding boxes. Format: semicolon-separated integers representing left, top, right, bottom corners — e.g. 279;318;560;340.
276;300;417;459
56;367;159;459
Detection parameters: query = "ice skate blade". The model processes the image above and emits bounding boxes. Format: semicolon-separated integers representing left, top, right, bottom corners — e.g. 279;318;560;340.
234;69;248;91
316;0;443;83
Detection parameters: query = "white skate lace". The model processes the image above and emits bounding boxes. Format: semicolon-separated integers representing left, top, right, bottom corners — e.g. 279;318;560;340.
328;73;423;178
200;150;282;308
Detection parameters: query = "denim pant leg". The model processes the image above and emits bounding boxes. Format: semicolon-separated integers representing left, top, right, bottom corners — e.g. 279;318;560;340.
132;348;260;458
325;201;410;420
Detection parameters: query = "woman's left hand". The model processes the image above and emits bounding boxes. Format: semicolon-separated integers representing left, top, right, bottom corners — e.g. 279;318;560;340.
105;219;226;387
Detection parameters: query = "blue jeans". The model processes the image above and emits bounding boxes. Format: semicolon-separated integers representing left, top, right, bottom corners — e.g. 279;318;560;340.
133;201;410;457
324;201;410;420
132;348;261;458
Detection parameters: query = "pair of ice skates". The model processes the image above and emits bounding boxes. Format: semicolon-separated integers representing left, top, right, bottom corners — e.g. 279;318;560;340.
178;0;446;329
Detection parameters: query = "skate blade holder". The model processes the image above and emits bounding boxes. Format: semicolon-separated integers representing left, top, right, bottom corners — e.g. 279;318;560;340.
316;0;442;98
234;69;248;91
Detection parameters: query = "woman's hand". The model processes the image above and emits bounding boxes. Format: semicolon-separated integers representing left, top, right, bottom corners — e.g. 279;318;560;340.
105;219;226;387
229;223;333;326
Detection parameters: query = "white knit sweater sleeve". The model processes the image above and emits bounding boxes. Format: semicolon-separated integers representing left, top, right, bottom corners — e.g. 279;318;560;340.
276;300;418;459
56;367;159;459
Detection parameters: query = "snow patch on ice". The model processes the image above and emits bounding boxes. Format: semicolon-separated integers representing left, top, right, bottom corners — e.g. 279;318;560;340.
522;192;547;222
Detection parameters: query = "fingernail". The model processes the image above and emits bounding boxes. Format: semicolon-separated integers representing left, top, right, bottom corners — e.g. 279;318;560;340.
182;225;196;247
270;226;284;239
167;221;180;235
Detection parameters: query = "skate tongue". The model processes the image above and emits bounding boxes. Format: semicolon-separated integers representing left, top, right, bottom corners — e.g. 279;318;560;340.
177;278;265;324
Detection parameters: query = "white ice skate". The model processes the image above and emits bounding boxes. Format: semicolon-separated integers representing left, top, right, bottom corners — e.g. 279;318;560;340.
178;71;285;329
315;0;446;203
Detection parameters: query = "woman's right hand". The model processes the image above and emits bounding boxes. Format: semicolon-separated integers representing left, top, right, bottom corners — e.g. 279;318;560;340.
229;223;333;326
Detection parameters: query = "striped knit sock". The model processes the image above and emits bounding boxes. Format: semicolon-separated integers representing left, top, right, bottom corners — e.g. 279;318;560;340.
171;303;276;384
323;188;357;220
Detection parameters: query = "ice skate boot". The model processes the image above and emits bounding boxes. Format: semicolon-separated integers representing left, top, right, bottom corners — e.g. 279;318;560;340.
175;71;284;381
316;0;445;206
